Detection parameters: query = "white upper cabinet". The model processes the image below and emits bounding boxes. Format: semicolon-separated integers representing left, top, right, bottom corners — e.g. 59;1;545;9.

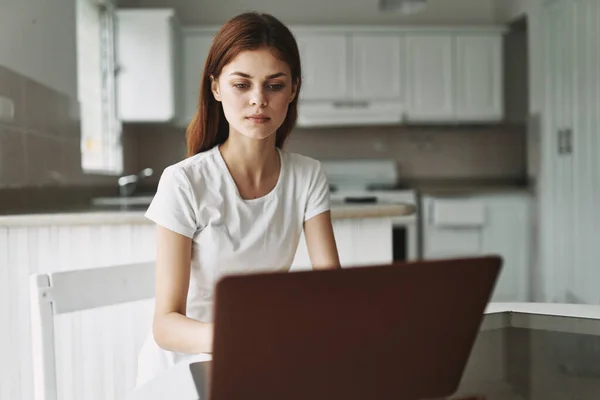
351;34;404;101
171;25;505;127
116;9;181;123
405;32;504;123
296;34;350;101
181;29;216;126
455;34;503;121
405;34;454;122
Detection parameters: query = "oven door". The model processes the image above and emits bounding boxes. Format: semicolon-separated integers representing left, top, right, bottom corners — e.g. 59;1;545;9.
392;221;418;262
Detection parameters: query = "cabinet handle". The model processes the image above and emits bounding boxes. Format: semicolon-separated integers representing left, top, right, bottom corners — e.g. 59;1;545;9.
333;101;354;108
557;129;566;155
564;128;573;154
332;100;370;108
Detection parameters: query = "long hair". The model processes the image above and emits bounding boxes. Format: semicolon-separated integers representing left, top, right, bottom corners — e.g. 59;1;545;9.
186;12;302;157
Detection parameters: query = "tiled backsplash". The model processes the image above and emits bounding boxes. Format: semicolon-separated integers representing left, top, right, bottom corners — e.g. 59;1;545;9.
125;122;527;185
0;65;136;189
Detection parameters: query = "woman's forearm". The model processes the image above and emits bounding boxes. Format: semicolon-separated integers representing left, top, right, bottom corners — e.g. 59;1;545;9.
153;312;214;354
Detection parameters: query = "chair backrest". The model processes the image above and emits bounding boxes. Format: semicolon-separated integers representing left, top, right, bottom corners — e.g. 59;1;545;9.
29;261;155;400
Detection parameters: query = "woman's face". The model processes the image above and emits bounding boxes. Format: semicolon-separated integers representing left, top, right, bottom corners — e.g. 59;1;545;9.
211;47;297;142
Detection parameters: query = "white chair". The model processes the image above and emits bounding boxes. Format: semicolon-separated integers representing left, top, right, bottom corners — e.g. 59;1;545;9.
29;261;156;400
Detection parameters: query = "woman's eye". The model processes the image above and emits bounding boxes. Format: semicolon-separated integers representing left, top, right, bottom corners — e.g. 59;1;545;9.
233;83;249;89
267;84;285;91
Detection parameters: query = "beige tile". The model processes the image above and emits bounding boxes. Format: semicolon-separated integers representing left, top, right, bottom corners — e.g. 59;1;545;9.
0;65;26;127
134;124;186;183
0;126;27;187
24;134;65;186
121;127;139;174
63;98;81;140
22;78;54;135
47;90;72;137
61;138;84;183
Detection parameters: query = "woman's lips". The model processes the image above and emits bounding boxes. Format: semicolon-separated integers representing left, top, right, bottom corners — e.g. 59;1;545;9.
246;116;270;124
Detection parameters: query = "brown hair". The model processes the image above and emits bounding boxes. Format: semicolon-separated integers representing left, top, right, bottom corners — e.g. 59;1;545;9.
186;12;302;157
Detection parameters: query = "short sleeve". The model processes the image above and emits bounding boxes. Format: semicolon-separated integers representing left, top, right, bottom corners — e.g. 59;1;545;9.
304;161;331;222
145;166;198;238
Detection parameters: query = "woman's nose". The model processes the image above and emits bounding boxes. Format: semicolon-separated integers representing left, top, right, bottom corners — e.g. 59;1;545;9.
250;88;267;107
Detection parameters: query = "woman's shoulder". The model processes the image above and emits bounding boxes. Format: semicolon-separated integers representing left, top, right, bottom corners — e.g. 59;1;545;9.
282;149;323;174
162;146;221;181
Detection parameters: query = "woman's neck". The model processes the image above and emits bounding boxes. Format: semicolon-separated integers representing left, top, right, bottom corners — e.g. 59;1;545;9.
218;134;280;188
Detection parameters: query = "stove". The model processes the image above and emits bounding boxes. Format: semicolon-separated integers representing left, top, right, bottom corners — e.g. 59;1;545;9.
322;159;417;210
321;159;420;262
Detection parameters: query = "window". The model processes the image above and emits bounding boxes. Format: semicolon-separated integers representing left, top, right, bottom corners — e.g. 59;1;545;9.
76;0;122;175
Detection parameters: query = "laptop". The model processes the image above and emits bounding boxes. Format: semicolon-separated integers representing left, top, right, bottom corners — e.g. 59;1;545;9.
130;256;502;400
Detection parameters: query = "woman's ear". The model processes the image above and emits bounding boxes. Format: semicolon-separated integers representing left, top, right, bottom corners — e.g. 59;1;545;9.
210;75;222;102
289;78;299;103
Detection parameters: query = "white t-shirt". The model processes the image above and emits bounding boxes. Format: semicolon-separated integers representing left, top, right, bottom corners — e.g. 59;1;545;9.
135;144;330;387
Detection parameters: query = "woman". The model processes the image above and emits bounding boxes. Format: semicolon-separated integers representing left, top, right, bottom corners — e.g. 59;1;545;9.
135;12;341;387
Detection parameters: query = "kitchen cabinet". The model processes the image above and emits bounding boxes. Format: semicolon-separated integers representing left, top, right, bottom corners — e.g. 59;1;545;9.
295;32;404;102
291;27;504;126
180;28;216;126
405;32;503;123
296;34;350;101
116;9;182;123
537;0;600;304
293;29;406;127
421;193;532;302
351;34;405;101
454;34;503;121
291;217;394;270
405;34;454;122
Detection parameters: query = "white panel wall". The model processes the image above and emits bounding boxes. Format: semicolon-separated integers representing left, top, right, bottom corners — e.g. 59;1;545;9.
0;224;156;400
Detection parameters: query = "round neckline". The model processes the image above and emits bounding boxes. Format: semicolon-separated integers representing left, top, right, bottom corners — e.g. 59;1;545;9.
214;145;285;203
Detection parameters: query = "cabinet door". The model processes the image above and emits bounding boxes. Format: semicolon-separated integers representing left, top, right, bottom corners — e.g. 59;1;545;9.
116;10;177;122
571;0;600;304
541;0;576;303
480;198;529;302
405;34;454;121
290;218;394;270
455;34;503;121
422;197;485;259
181;31;215;126
296;34;350;100
351;35;404;101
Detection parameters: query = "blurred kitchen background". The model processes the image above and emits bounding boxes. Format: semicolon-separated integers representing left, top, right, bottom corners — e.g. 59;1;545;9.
2;0;600;398
3;0;600;301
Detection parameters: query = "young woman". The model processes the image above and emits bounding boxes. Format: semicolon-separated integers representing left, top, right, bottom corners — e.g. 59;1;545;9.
135;12;341;387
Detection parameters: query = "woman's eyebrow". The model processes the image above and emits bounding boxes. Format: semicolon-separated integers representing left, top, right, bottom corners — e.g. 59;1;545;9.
229;72;287;79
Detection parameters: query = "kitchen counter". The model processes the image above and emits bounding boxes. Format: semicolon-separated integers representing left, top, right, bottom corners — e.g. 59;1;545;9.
406;178;533;196
0;202;416;227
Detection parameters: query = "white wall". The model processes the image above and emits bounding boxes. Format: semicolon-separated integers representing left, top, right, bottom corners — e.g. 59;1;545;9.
0;0;78;99
526;0;543;114
498;0;528;22
120;0;505;25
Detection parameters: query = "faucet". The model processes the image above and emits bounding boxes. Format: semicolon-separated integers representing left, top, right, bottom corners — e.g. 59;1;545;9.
118;168;154;197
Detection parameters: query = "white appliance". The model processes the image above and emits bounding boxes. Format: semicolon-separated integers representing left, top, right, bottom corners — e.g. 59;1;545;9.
321;159;419;262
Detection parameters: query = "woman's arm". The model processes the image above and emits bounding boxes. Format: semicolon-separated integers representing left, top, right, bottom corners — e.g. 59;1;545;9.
304;211;341;270
152;225;213;354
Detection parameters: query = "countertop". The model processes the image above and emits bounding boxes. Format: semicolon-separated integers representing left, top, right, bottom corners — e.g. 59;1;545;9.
409;178;533;196
0;202;417;227
482;302;600;336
